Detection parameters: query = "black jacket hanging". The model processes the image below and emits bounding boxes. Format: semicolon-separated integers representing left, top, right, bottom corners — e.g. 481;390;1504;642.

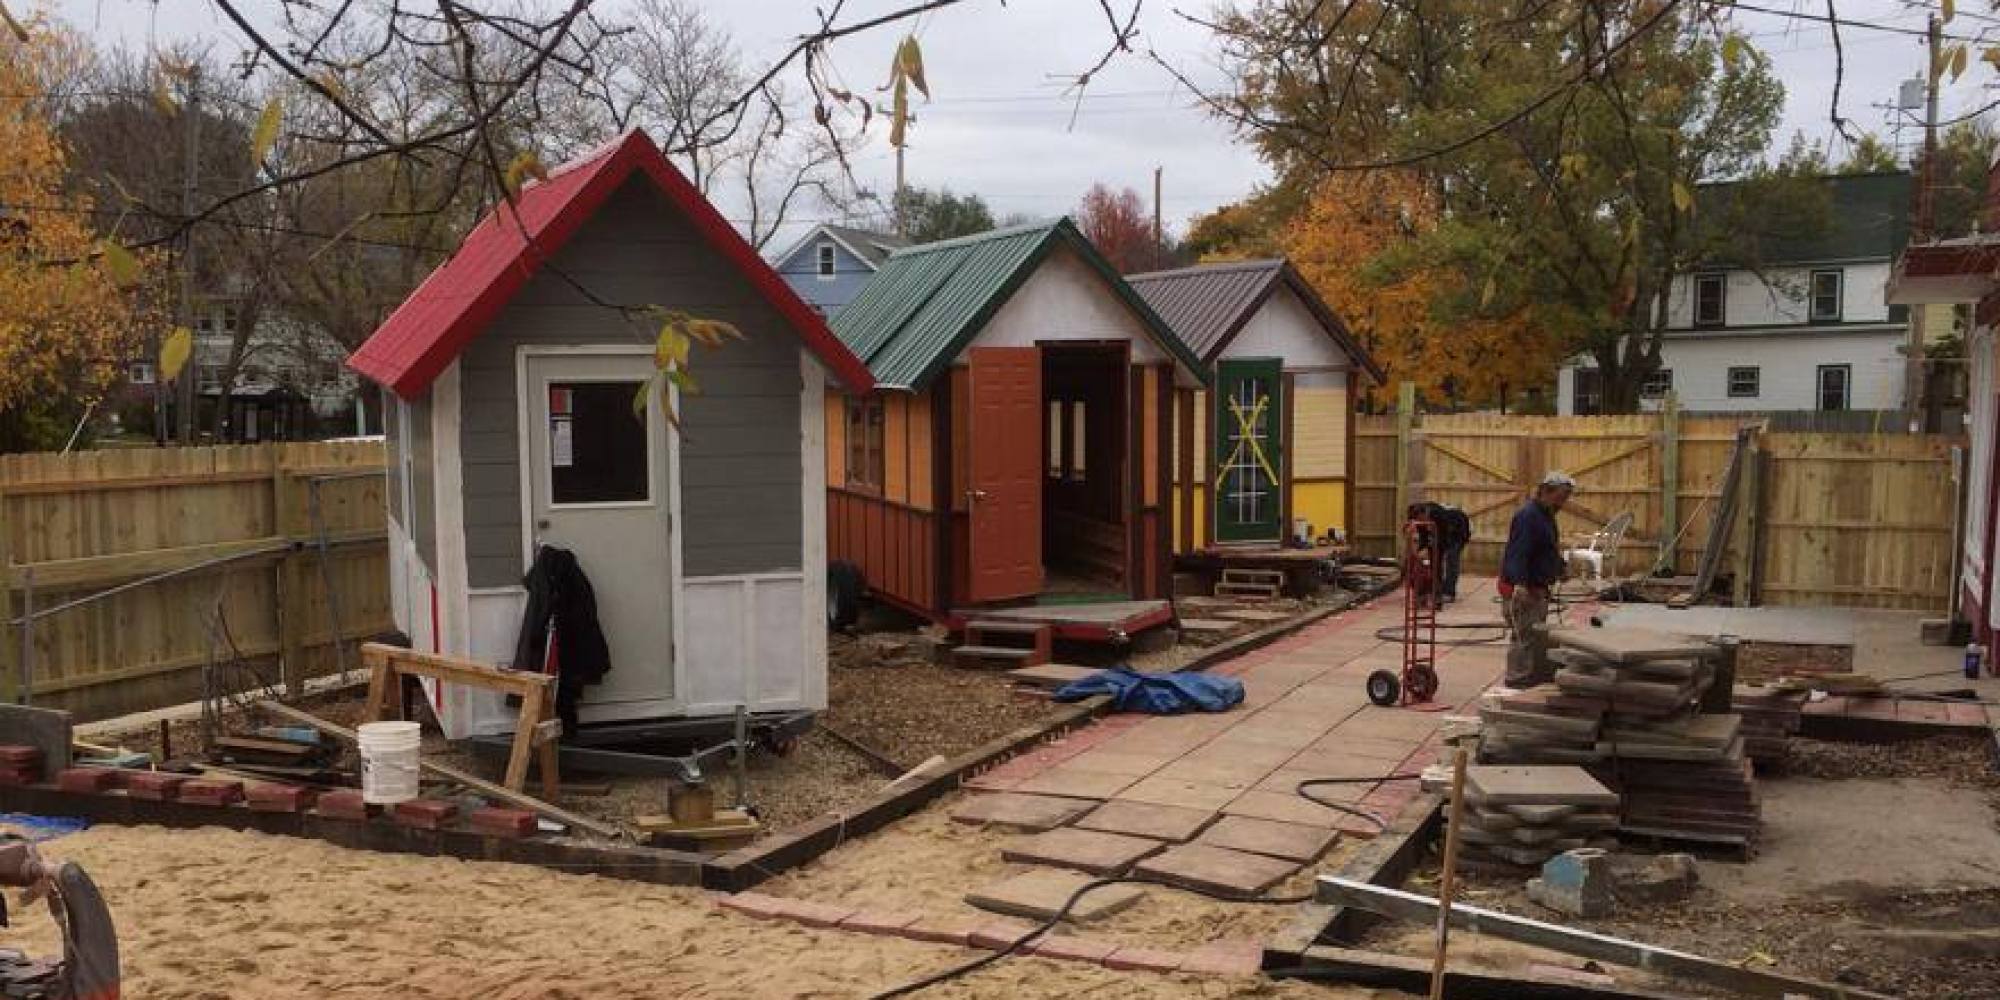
512;545;612;733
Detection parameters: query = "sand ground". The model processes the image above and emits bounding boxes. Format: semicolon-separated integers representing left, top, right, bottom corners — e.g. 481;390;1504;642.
5;824;1389;1000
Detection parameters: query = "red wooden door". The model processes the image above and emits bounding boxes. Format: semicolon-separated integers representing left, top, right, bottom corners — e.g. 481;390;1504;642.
968;347;1043;602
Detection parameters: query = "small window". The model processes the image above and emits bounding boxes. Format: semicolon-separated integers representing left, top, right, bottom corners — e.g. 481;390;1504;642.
845;395;885;491
1726;366;1759;398
1573;368;1604;415
197;364;224;393
1816;364;1851;412
1069;401;1087;480
816;242;837;279
1047;400;1063;478
129;361;155;385
1694;273;1726;327
1809;269;1842;322
1640;368;1673;399
548;381;650;504
221;304;242;334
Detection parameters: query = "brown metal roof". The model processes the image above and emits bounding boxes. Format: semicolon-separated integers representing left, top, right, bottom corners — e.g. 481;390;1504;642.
1125;259;1384;381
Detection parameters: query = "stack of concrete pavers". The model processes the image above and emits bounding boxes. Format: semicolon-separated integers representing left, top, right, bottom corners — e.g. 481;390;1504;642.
1451;766;1620;868
1731;684;1808;762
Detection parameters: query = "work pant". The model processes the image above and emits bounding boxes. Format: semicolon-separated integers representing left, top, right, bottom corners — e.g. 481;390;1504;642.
1503;586;1553;688
1439;544;1463;600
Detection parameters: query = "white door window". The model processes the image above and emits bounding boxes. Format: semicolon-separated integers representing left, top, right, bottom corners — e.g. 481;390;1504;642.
1817;364;1851;412
525;353;676;712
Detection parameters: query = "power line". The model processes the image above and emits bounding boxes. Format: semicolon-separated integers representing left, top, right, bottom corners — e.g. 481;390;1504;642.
1721;1;1994;43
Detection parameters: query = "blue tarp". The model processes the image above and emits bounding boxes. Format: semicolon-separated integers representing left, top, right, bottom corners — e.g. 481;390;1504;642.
0;813;87;842
1052;666;1244;715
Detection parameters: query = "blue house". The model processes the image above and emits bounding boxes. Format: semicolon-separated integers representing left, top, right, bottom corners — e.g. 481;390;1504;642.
773;224;909;315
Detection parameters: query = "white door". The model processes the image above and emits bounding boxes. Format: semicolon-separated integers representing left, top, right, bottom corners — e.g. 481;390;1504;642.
524;352;676;715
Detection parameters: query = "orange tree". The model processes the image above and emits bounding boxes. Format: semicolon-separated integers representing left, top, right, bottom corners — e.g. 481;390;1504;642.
0;23;156;449
1279;170;1562;411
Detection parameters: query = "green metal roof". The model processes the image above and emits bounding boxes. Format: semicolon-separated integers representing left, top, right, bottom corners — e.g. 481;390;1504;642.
830;217;1208;390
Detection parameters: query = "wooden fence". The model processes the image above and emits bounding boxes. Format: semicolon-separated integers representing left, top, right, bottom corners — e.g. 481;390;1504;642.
1353;386;1962;611
0;441;392;721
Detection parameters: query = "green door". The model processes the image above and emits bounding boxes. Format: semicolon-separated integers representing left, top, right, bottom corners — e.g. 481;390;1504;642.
1213;358;1283;543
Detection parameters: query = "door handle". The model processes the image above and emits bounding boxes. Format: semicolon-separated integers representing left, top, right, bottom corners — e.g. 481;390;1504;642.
967;489;990;502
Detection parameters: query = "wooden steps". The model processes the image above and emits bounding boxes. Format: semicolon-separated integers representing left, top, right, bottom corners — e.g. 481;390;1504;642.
954;619;1054;670
1215;568;1283;601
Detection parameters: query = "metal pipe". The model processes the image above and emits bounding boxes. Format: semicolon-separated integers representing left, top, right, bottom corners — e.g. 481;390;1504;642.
7;540;288;627
732;704;749;810
15;567;31;705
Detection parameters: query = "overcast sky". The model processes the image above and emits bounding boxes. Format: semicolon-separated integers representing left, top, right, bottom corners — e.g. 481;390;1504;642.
46;0;2000;249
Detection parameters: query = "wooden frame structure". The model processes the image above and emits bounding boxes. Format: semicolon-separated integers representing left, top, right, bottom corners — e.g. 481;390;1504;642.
361;642;560;797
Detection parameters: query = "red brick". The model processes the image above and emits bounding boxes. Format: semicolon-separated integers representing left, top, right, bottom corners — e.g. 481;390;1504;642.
1178;939;1263;976
316;789;373;820
1103;946;1187;973
0;745;41;765
469;806;537;838
179;780;245;806
1026;935;1119;963
1896;699;1951;723
716;892;787;920
777;898;857;928
246;784;316;813
899;915;984;946
1948;702;1989;726
392;799;458;830
968;919;1042;951
838;910;922;935
0;767;41;786
124;772;186;801
56;768;118;794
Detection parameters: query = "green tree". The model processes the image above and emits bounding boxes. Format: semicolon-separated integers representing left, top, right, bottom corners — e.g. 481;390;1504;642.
1928;120;1999;239
1206;0;1826;412
1839;133;1903;173
894;186;995;242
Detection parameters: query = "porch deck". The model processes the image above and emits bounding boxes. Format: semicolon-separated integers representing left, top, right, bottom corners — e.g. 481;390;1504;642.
945;599;1175;642
1180;543;1346;597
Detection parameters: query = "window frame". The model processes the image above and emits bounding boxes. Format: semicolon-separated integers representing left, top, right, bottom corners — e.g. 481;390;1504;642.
1693;272;1727;328
1726;365;1760;399
129;361;156;385
1573;368;1605;415
816;241;837;280
544;379;655;507
1808;269;1843;323
844;394;886;493
1639;367;1674;400
1816;363;1852;412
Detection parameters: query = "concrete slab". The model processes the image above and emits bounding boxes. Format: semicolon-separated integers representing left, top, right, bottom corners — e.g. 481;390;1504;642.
1464;766;1618;807
1002;827;1163;875
1548;626;1717;664
1061;750;1175;777
1116;776;1242;812
1073;800;1217;842
1179;618;1243;633
1005;663;1101;690
1221;608;1292;623
1132;842;1300;895
0;704;71;774
950;792;1096;831
965;868;1148;922
1602;604;1855;647
1013;767;1135;800
1196;815;1339;862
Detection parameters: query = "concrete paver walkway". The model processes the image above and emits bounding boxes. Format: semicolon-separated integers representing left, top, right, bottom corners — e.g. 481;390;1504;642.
967;578;1516;837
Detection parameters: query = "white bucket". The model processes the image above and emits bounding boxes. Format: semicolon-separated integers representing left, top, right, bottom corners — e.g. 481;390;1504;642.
357;721;422;805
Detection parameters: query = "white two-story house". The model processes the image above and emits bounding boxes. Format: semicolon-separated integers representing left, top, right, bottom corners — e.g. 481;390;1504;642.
1557;171;1912;415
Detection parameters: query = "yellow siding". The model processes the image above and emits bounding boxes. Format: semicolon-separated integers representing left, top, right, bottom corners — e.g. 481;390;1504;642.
1292;378;1348;478
1293;481;1346;539
1191;389;1209;483
825;393;847;488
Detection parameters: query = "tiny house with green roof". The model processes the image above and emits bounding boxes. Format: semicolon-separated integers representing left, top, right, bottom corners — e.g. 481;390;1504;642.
822;218;1207;637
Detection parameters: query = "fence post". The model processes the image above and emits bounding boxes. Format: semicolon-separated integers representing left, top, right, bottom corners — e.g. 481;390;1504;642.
1658;392;1681;573
273;454;307;700
1731;430;1764;607
0;483;14;705
1394;381;1416;520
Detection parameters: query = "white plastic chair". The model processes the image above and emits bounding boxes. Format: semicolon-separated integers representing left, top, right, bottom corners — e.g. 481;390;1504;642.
1564;511;1634;584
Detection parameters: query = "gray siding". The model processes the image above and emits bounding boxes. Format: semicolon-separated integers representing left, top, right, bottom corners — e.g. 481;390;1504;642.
458;177;805;588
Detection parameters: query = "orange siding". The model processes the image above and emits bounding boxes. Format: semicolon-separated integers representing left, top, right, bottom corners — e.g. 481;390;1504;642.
950;365;970;511
1142;367;1161;506
828;488;936;613
825;393;848;488
885;394;911;504
909;389;935;512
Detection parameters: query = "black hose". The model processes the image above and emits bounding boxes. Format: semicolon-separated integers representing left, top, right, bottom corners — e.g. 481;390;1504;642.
1373;622;1511;646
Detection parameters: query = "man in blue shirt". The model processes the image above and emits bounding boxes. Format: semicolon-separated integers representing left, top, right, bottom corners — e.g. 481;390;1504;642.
1499;471;1574;688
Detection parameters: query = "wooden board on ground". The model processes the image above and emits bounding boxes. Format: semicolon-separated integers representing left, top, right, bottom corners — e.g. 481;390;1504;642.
965;868;1147;922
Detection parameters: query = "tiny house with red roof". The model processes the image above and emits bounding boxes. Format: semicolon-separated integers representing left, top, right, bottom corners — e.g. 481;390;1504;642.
348;130;873;739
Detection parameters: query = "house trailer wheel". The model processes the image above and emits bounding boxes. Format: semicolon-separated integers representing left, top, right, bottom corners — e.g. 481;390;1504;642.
1366;669;1400;707
827;561;864;630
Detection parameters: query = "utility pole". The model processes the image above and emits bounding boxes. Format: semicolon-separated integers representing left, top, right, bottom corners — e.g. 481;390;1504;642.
1911;17;1942;431
1152;166;1163;248
175;64;203;444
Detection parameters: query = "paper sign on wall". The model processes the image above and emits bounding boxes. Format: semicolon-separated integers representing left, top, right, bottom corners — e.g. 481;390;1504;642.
551;416;574;467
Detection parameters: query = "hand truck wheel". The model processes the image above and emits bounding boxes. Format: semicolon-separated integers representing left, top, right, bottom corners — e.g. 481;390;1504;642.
1405;664;1439;704
1366;669;1401;707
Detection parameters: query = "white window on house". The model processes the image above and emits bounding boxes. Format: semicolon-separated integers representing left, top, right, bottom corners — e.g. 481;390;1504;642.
1809;269;1843;323
1694;273;1726;327
1726;366;1759;398
816;241;837;279
1640;368;1673;399
128;361;155;385
221;304;242;334
197;364;224;394
1817;364;1851;411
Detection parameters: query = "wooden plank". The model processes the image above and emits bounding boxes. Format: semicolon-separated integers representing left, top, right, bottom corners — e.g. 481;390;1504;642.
1394;382;1415;522
1316;878;1893;1000
257;699;623;840
363;642;552;700
1424;438;1519;485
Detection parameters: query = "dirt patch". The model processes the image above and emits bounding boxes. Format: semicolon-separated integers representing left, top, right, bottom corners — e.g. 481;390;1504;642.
824;633;1058;770
1775;734;2000;786
17;824;1366;1000
1736;641;1854;681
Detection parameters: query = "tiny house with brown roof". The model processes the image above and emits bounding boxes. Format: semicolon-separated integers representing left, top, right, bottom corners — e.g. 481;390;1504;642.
347;130;873;739
823;219;1208;640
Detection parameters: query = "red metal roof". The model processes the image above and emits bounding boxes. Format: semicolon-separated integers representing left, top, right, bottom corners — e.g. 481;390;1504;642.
347;129;874;398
